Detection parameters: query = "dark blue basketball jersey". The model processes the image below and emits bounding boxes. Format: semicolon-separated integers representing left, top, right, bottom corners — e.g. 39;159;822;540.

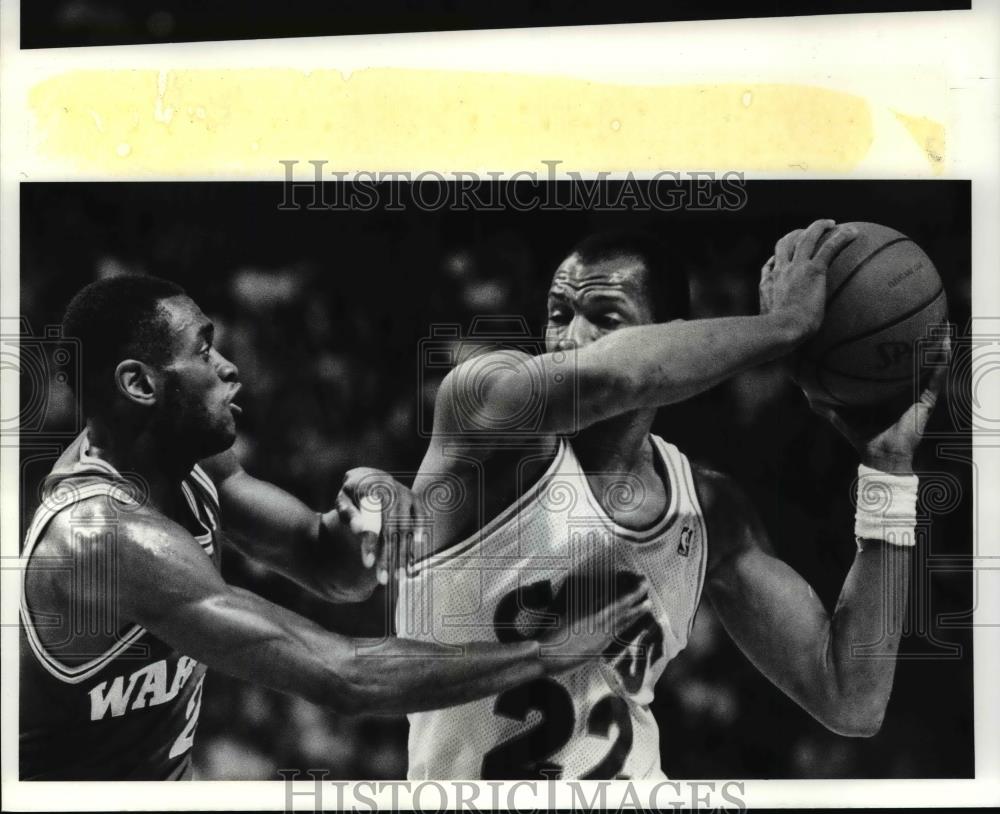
19;431;222;780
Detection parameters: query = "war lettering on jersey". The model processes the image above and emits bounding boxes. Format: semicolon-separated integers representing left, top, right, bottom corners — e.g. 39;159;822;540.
19;430;220;781
88;655;198;721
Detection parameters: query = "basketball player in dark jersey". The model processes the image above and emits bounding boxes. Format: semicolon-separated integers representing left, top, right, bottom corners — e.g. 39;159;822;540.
400;220;951;778
19;275;651;780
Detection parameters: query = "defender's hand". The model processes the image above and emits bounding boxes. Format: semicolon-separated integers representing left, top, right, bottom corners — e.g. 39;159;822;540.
537;573;651;674
334;468;428;589
759;220;857;340
315;507;377;601
809;335;952;474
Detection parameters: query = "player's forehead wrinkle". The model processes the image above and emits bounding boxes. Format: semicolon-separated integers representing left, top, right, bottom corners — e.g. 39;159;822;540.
550;255;647;305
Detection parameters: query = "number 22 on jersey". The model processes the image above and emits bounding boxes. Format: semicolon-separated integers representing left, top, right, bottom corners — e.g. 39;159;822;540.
481;574;663;780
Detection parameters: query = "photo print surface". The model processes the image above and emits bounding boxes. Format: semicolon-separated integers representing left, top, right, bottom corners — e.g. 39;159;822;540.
18;179;973;782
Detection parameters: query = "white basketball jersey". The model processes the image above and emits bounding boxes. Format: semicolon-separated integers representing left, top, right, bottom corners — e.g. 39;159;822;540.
397;434;707;780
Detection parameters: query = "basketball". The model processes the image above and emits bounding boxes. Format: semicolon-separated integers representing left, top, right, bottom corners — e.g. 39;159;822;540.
793;221;948;412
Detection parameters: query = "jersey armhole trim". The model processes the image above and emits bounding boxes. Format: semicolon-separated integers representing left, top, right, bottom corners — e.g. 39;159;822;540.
679;455;709;642
20;609;148;685
584;435;680;545
189;464;220;506
184;465;223;559
20;482;149;685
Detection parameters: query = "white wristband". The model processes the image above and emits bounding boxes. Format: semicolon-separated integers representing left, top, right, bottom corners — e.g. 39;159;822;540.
854;464;918;548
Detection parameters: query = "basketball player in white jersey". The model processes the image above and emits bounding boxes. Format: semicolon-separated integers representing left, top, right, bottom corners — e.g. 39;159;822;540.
19;275;650;780
398;219;950;779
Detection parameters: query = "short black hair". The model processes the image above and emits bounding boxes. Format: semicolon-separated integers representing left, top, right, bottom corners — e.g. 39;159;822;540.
568;230;690;322
62;275;187;415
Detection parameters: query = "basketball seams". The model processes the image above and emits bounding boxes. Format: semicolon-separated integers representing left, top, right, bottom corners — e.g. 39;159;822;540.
826;237;914;308
816;230;854;280
795;223;946;408
817;286;945;366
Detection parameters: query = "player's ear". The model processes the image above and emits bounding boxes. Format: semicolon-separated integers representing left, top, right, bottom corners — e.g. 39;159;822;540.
115;359;158;407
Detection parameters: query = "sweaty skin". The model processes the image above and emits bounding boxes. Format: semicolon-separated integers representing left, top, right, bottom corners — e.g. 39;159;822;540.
22;290;653;741
415;221;945;737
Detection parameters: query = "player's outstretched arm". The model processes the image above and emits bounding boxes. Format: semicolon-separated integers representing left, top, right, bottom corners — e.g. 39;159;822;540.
701;348;949;737
438;220;855;440
104;511;650;715
200;451;412;603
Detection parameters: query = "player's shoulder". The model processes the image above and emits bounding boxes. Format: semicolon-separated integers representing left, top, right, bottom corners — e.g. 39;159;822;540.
436;348;535;405
433;348;549;442
27;497;205;614
33;495;198;563
688;462;746;515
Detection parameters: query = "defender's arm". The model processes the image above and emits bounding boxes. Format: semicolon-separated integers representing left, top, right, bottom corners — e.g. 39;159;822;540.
200;450;390;603
99;511;650;715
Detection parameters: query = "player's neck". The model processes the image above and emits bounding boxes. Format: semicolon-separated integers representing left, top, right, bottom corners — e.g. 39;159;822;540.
85;418;196;510
572;409;655;469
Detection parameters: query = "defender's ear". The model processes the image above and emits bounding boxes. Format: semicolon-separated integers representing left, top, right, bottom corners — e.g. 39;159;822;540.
115;359;157;407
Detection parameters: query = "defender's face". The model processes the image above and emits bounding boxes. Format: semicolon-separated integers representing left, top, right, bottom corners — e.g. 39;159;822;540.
156;296;241;457
545;253;655;353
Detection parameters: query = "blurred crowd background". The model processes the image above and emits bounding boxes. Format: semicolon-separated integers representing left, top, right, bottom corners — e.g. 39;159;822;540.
21;0;966;48
19;181;973;779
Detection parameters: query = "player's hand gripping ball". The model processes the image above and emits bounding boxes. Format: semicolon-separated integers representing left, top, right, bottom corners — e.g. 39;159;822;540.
789;221;948;414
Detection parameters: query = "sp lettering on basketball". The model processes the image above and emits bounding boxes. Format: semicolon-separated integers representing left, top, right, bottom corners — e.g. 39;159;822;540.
875;340;913;371
794;221;947;407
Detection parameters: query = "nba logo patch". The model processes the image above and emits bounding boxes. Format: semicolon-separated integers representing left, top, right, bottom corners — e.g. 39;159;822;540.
678;526;693;557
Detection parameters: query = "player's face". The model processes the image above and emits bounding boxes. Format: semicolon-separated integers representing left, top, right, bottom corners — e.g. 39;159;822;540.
154;296;242;458
545;253;655;352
